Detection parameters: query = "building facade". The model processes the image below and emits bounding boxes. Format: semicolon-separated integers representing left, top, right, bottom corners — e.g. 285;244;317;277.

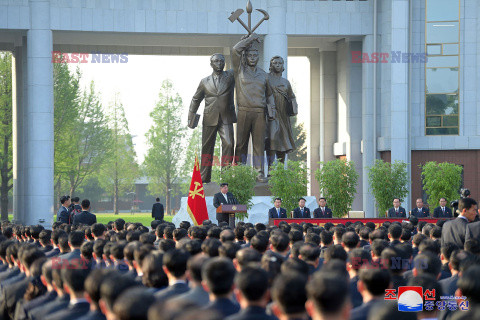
0;0;479;224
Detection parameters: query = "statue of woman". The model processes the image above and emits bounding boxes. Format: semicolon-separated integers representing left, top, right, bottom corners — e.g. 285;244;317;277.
266;55;298;172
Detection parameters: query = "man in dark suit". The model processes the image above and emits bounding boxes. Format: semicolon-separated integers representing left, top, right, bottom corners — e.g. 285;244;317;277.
170;255;210;307
292;198;311;218
387;198;407;218
410;198;430;218
305;272;351;320
225;267;275;320
151;197;165;221
441;198;478;248
60;231;84;262
155;249;190;303
465;220;480;243
439;249;464;297
313;197;333;218
189;53;237;183
56;195;71;224
46;268;91;320
350;268;390;320
213;183;238;224
268;198;287;219
433;197;453;218
203;258;240;318
72;199;97;226
28;267;70;320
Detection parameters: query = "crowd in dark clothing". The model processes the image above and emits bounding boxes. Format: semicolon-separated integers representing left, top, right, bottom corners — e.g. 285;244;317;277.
0;198;479;320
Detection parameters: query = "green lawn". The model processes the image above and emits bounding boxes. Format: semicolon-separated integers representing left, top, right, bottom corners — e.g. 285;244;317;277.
8;213;173;226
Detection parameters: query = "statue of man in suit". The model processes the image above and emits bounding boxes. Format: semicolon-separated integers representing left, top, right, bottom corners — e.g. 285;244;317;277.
188;53;237;183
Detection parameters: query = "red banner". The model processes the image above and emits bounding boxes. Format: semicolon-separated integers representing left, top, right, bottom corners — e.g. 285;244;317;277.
187;156;209;226
270;218;448;228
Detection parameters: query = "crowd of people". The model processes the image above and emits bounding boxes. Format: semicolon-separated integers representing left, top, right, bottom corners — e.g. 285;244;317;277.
0;197;479;320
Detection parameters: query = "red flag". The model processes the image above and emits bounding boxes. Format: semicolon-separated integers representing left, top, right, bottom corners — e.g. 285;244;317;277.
187;156;209;226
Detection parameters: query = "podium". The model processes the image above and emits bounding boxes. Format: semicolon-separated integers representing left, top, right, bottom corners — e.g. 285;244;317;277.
216;204;247;229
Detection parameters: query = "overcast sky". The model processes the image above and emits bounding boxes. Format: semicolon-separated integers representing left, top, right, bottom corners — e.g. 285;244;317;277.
73;55;310;163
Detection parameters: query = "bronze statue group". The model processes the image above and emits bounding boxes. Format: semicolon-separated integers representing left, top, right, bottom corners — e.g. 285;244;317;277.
188;33;297;184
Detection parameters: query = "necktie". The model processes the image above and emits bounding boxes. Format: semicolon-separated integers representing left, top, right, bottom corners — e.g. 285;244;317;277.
277;208;280;216
442;207;445;214
213;75;219;89
301;208;304;215
322;207;325;214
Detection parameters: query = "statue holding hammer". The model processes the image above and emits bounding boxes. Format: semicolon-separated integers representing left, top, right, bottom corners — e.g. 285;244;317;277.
229;1;275;183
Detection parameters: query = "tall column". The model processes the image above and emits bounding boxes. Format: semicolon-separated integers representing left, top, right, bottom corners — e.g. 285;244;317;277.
309;51;321;197
263;0;287;74
362;35;376;217
12;39;27;223
336;39;364;211
320;51;337;164
390;0;411;210
25;0;54;226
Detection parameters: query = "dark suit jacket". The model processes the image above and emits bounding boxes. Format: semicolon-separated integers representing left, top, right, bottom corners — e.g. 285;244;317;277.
59;248;82;261
225;306;276;320
1;275;31;319
433;206;453;218
350;299;383;320
313;207;332;218
16;290;57;320
441;217;468;248
204;297;240;318
76;309;106;320
46;248;61;258
151;202;165;220
292;207;311;218
439;274;459;296
268;207;287;219
189;70;237;127
72;211;97;226
213;192;238;208
47;301;90;320
349;276;363;309
213;192;238;222
29;294;70;320
0;267;20;283
170;286;210;307
410;207;430;218
155;282;190;303
388;206;407;218
57;206;70;224
465;221;480;243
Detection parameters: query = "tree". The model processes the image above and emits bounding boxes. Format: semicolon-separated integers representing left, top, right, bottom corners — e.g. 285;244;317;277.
288;116;307;163
53;62;81;199
212;164;257;220
99;96;139;214
315;159;358;217
268;160;308;215
65;82;111;196
144;80;186;215
421;161;462;207
0;52;12;221
368;159;409;217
